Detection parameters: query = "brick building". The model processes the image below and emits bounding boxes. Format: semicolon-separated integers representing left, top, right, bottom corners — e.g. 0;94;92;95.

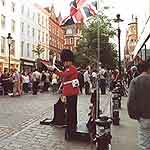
45;6;64;62
63;23;82;52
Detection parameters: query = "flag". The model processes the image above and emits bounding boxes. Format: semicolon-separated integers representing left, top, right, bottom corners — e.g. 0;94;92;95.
61;0;97;26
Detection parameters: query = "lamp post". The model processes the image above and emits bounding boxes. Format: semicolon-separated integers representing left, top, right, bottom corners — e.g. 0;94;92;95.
7;33;13;72
114;14;124;76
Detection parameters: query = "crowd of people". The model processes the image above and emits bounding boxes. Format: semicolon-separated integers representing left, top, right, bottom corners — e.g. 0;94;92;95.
0;68;61;96
0;64;138;97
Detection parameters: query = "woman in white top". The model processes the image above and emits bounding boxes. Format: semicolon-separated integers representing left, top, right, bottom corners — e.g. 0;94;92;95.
22;72;30;93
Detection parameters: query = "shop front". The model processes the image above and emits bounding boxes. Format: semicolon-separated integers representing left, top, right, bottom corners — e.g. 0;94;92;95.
20;58;35;73
133;17;150;63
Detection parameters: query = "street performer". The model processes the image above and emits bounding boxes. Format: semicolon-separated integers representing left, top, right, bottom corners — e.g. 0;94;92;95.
49;49;80;136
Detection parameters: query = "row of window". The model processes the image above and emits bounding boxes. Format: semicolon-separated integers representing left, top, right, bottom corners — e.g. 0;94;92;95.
1;14;15;32
65;38;74;45
0;36;15;55
1;0;15;12
20;41;49;59
21;5;48;28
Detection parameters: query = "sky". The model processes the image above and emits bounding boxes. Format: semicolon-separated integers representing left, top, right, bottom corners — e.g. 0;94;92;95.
35;0;150;58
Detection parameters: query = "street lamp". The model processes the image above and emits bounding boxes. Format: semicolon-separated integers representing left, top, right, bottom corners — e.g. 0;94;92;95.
7;33;13;72
114;14;124;76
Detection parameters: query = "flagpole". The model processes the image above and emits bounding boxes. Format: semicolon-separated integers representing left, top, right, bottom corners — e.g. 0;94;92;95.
96;0;101;119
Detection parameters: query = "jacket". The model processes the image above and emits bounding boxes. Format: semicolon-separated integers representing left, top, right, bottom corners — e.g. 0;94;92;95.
54;65;80;96
127;74;150;120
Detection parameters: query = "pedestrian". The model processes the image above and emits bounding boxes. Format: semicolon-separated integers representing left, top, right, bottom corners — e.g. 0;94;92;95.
49;49;80;137
51;73;58;93
32;69;41;95
44;70;50;91
84;67;91;95
41;71;46;92
99;66;107;95
1;69;9;95
78;70;84;94
22;72;29;94
12;69;21;96
127;61;150;150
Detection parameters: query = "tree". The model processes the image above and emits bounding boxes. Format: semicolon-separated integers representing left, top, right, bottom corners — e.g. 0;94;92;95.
76;15;118;69
33;44;45;58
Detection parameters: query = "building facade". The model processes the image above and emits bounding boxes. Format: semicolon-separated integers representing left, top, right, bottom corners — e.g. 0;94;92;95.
0;0;20;71
124;17;138;66
45;6;64;62
63;23;82;52
133;0;150;64
19;2;50;72
0;1;65;72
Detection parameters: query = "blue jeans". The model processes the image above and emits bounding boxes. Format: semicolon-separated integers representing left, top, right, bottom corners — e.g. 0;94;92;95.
138;118;150;150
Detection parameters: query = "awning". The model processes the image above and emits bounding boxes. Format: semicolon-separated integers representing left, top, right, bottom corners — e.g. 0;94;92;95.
40;60;51;68
133;17;150;58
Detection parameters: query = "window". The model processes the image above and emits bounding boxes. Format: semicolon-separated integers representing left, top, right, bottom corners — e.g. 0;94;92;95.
42;16;44;25
46;18;47;28
27;8;30;17
46;34;48;44
11;40;15;56
27;43;30;57
1;15;5;28
21;5;24;15
11;20;15;32
27;25;30;36
1;0;5;6
1;36;5;53
21;22;24;32
38;13;40;24
32;12;35;20
32;28;35;38
11;2;15;12
42;32;44;42
21;41;24;57
66;28;73;34
32;44;34;58
38;30;40;41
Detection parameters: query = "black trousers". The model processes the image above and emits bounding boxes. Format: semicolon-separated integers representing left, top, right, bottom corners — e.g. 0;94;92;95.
44;82;49;91
100;79;106;95
66;95;78;130
23;83;29;93
85;82;90;95
32;81;39;95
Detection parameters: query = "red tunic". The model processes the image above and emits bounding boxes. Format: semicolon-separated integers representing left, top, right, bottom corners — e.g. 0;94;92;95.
55;65;80;96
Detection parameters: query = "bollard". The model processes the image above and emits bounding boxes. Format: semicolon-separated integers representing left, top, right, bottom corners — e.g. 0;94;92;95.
95;116;112;150
112;91;120;126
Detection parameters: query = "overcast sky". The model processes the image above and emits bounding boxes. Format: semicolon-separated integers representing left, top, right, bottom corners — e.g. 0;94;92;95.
35;0;150;58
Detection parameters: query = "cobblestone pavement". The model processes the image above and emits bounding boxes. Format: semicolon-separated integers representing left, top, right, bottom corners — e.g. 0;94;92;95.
0;92;137;150
0;93;57;140
0;93;95;150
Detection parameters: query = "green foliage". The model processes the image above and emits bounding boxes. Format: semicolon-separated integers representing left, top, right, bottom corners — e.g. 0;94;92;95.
33;44;45;58
76;15;118;68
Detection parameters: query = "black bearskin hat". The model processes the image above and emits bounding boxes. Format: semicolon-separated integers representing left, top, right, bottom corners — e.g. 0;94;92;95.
60;49;74;62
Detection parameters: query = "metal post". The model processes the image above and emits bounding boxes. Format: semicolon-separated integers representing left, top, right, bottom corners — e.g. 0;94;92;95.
8;44;11;72
145;44;147;61
114;14;124;77
96;0;101;119
7;33;12;73
118;28;121;76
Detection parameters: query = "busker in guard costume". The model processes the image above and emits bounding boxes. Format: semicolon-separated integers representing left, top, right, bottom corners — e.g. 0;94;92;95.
49;49;80;135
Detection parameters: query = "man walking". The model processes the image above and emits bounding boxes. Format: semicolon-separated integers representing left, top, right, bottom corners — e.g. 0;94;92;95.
128;61;150;150
99;66;107;95
32;69;41;95
84;67;91;95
